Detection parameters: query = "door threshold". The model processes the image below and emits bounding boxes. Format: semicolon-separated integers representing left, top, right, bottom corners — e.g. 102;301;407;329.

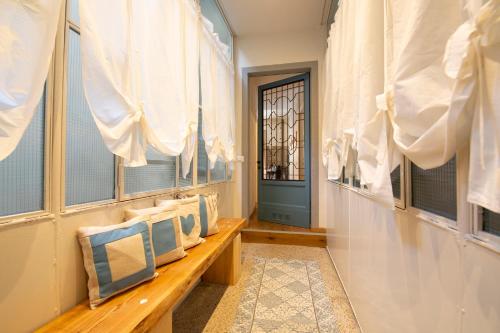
241;229;326;247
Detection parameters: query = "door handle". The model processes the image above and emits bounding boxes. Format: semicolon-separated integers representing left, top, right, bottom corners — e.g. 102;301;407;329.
257;161;261;169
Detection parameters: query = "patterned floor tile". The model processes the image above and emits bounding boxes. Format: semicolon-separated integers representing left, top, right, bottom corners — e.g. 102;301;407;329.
230;257;338;333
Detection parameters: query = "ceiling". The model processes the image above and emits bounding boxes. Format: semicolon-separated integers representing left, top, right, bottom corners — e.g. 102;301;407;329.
218;0;330;37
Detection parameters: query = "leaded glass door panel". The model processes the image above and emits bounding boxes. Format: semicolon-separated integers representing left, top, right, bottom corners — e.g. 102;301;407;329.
257;73;310;228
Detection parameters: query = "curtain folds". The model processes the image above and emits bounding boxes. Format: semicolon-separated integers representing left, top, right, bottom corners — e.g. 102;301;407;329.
322;0;499;212
0;0;63;161
80;0;201;175
200;18;235;168
390;0;499;212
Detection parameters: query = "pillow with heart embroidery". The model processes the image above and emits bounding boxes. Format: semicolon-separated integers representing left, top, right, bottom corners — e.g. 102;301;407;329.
156;195;204;249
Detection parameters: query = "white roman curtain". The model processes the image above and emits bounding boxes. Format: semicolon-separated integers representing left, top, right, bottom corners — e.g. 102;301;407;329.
321;24;337;178
321;0;357;181
388;0;500;212
0;0;62;161
80;0;200;175
199;18;235;167
353;0;395;207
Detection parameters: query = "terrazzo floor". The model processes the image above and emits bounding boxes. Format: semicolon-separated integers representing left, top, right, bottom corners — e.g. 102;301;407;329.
173;243;360;333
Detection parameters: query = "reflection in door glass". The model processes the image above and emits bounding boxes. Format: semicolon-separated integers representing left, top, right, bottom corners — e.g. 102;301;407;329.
262;80;305;181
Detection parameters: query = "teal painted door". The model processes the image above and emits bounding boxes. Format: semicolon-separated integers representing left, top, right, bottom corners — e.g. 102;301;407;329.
258;73;310;228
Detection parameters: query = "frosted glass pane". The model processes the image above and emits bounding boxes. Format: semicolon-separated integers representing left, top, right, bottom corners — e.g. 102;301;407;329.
211;157;226;182
411;157;457;220
65;30;115;206
125;147;176;194
482;208;500;237
178;162;193;187
391;165;401;199
69;0;80;25
227;162;233;181
0;93;45;217
200;0;232;55
197;110;208;185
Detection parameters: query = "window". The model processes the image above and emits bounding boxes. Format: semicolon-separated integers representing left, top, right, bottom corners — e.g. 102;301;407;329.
410;156;457;220
124;147;176;195
227;162;234;181
211;157;227;182
178;162;193;188
65;24;115;206
0;94;46;217
482;208;500;237
199;0;233;57
342;167;349;185
391;165;401;200
197;109;208;185
351;151;361;188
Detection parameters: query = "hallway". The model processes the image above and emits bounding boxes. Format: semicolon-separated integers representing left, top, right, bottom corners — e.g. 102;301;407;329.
173;243;359;332
0;0;499;332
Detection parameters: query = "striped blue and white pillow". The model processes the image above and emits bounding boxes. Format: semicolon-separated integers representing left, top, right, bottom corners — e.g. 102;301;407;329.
125;206;186;266
78;218;157;309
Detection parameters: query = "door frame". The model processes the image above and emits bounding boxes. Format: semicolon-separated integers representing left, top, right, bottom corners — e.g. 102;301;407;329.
257;73;311;227
241;61;319;229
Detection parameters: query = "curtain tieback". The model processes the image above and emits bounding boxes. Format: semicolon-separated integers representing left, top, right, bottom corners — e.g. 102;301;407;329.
443;0;499;169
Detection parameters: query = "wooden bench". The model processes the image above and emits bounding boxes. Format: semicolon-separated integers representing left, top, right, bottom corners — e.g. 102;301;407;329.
37;218;246;333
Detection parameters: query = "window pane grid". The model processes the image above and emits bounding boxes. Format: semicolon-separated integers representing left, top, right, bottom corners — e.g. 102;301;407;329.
65;29;115;206
0;92;45;217
211;157;227;182
178;162;193;188
391;165;401;199
197;109;208;185
411;157;457;220
124;147;176;195
482;208;500;237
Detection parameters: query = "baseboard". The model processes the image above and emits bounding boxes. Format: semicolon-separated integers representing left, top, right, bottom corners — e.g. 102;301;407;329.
325;246;364;333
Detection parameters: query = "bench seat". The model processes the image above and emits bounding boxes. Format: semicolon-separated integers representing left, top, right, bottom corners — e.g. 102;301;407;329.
37;218;246;333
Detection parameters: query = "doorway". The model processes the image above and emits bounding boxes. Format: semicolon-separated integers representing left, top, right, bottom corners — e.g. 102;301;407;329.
257;73;310;228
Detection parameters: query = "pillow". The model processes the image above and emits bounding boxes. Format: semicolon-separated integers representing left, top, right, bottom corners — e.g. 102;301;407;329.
78;218;157;309
125;206;186;266
199;194;219;237
156;196;204;249
124;205;174;220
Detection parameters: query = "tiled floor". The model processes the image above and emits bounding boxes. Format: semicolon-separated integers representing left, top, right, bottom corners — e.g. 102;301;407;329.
173;243;359;333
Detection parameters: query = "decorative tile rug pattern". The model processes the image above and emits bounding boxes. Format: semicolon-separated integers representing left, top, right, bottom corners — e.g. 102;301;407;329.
231;257;338;333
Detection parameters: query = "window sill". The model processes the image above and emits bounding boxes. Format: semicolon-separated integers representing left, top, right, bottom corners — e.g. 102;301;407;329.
0;212;55;229
404;207;458;233
465;234;500;255
209;180;228;185
61;200;120;216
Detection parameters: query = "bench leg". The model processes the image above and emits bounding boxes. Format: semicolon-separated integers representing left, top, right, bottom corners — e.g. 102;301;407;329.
203;233;241;285
149;309;172;333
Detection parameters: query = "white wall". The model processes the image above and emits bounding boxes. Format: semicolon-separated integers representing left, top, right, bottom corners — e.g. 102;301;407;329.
0;182;236;333
326;182;500;333
235;27;328;227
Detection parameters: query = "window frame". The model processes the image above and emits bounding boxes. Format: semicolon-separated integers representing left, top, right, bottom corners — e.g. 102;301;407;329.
60;4;119;212
473;205;500;247
393;159;406;210
0;45;55;224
